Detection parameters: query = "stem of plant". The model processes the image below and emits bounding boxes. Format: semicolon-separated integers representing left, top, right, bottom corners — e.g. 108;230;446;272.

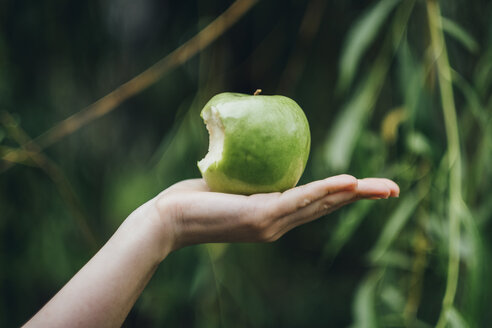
0;0;259;172
426;1;463;327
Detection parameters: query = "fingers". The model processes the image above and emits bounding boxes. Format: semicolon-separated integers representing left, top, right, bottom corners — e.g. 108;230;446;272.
380;178;400;197
266;177;400;241
357;178;399;199
271;174;358;217
159;175;400;248
279;190;358;231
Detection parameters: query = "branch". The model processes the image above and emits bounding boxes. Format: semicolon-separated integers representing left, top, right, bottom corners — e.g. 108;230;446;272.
0;111;100;250
3;0;258;165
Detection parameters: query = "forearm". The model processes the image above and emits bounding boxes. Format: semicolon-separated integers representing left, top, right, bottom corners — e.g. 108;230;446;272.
24;200;172;328
23;176;399;327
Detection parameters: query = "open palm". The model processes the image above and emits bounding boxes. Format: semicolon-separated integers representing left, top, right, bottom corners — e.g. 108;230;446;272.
155;174;399;250
24;174;399;328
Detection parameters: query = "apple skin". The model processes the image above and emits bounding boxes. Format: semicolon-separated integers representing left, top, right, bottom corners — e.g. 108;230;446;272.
198;92;311;195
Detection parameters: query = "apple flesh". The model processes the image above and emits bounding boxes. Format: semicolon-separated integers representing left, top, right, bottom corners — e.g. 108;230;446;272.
198;92;311;195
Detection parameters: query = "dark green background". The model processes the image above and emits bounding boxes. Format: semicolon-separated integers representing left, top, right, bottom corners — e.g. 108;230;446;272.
1;0;491;327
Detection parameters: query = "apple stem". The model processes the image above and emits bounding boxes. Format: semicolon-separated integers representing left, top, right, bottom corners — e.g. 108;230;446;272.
253;89;262;96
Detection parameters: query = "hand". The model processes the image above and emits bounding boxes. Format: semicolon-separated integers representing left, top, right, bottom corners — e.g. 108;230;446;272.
153;175;399;256
24;174;399;327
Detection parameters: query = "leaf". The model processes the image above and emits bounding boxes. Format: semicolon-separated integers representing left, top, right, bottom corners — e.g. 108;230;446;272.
381;107;408;143
458;199;485;325
321;0;415;173
337;0;401;92
446;306;471;328
373;250;412;269
396;39;425;123
323;200;374;259
322;66;385;172
477;192;492;224
406;131;432;156
451;69;488;126
380;284;405;312
350;271;382;328
442;17;479;53
369;192;421;262
474;50;492;97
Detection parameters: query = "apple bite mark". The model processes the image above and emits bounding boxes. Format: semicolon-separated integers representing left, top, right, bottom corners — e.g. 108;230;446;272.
197;92;310;194
198;106;225;174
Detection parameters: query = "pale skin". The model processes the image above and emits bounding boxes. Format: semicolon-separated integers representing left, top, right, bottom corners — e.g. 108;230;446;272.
24;174;399;328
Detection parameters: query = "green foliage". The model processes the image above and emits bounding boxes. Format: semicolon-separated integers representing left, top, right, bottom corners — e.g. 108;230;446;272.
442;17;479;54
337;0;401;92
369;192;421;263
1;0;492;327
350;272;381;328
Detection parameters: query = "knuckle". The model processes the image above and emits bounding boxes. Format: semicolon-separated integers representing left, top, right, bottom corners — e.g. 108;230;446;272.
322;199;333;209
295;197;312;212
302;198;312;206
340;174;357;183
314;201;331;217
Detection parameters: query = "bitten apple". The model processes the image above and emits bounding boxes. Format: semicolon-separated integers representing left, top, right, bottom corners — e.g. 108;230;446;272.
198;90;311;195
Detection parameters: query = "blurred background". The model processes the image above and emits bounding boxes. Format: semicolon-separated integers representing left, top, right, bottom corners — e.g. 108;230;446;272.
1;0;491;326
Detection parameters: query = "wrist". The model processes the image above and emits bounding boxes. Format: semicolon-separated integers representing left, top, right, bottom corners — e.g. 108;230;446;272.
122;198;176;263
153;193;185;254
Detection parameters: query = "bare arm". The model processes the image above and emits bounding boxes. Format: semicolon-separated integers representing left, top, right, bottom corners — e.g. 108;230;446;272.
23;201;169;328
24;175;399;328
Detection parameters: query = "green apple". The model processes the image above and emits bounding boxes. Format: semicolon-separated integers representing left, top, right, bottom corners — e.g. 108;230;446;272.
198;90;311;195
